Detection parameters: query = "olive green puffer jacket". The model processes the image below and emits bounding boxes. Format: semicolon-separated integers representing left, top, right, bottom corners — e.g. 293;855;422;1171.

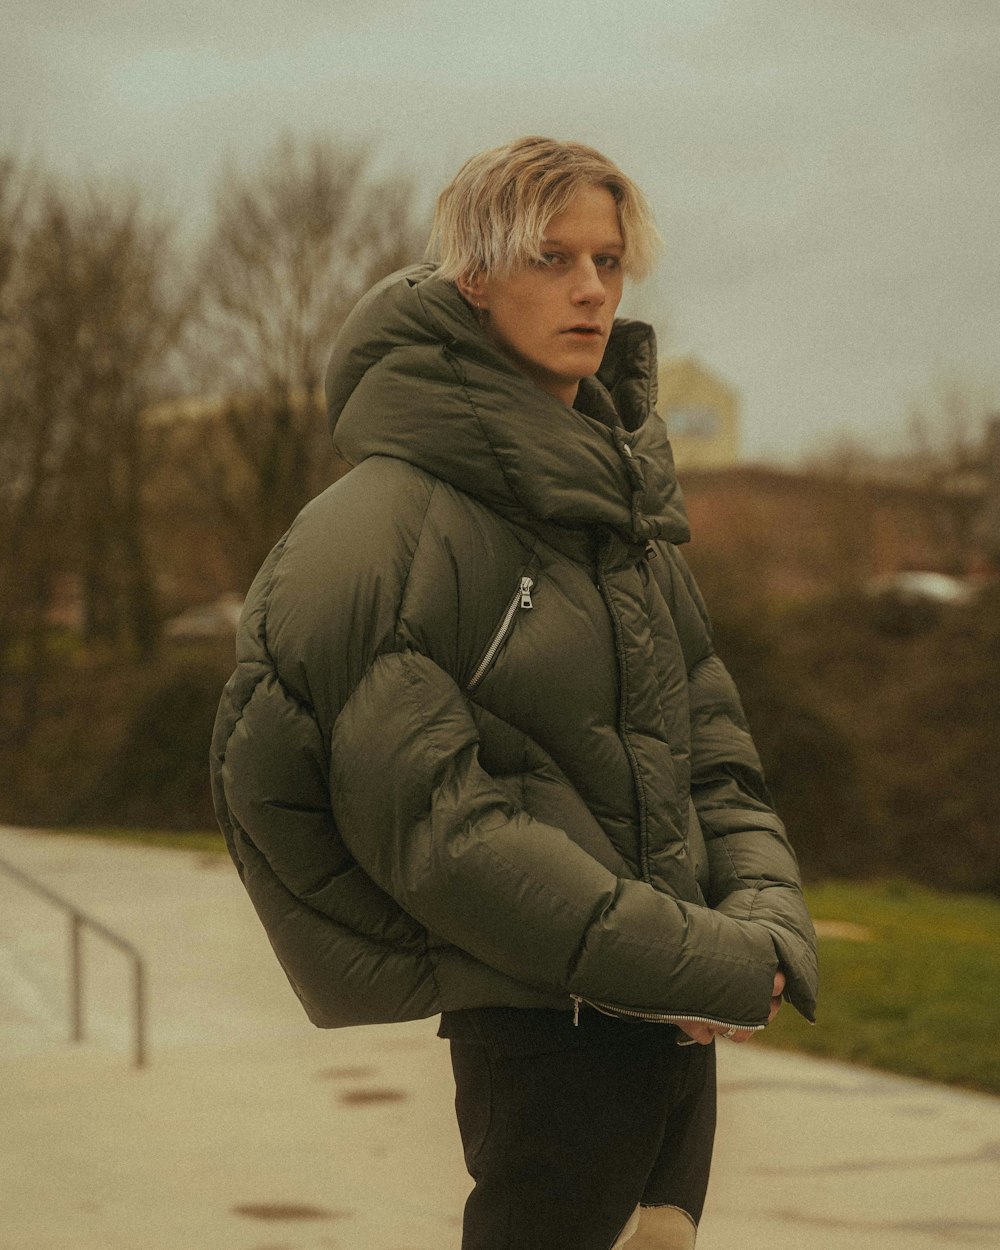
211;264;818;1033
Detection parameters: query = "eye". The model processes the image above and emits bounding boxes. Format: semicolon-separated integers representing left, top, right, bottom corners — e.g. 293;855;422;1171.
596;254;622;271
537;251;566;268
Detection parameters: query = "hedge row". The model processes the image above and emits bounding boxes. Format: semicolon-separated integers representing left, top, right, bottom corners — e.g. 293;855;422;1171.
2;580;998;894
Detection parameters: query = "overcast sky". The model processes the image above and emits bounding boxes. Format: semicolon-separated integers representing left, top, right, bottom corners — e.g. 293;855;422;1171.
4;0;998;462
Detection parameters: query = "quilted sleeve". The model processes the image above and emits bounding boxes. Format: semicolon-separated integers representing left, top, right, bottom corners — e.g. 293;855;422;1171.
329;646;785;1028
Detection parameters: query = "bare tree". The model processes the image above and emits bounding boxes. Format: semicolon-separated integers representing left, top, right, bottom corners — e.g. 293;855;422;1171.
904;374;995;477
0;155;61;744
0;156;35;730
172;134;424;584
1;173;182;668
897;375;998;564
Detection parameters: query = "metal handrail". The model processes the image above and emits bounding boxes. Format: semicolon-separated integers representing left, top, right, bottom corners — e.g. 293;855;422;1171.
0;852;147;1067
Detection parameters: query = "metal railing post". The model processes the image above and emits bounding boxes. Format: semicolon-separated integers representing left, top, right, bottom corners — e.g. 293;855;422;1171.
70;911;84;1044
134;956;147;1069
1;852;148;1069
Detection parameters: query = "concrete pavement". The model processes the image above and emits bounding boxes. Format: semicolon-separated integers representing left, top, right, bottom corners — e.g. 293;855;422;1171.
2;825;999;1250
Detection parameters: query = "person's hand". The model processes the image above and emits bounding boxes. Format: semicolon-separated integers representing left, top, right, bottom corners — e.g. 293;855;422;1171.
676;971;786;1046
716;970;786;1044
674;1019;716;1046
767;969;786;1023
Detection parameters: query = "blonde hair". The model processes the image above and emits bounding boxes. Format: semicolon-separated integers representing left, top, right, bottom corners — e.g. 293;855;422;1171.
427;136;661;282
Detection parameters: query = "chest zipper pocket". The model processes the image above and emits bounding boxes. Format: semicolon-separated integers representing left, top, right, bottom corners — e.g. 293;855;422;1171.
467;576;534;691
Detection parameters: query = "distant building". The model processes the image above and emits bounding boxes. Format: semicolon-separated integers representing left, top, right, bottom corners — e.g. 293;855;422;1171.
657;356;739;471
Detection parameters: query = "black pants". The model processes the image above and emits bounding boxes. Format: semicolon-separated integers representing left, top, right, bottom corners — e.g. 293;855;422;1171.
445;1007;716;1250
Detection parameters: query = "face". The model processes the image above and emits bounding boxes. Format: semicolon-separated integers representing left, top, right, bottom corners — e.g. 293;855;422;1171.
460;184;625;407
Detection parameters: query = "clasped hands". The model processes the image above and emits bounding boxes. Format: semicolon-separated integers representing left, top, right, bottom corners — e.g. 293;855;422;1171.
676;970;786;1046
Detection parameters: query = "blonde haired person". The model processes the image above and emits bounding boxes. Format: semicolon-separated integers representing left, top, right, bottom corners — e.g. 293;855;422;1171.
428;135;660;283
212;137;817;1250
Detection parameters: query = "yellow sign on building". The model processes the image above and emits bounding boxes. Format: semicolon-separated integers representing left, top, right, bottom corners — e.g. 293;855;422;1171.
657;356;740;470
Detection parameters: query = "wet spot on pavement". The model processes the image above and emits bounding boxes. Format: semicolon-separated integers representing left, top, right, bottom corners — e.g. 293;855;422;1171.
338;1086;409;1106
771;1208;1000;1244
232;1202;353;1221
197;854;229;870
759;1138;1000;1175
893;1102;942;1117
315;1065;376;1081
377;1035;431;1051
722;1076;882;1096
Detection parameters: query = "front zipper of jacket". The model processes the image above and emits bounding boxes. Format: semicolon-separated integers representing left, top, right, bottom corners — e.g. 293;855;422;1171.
467;576;534;691
571;994;766;1033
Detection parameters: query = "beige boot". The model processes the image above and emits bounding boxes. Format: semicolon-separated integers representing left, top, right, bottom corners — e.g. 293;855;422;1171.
615;1204;697;1249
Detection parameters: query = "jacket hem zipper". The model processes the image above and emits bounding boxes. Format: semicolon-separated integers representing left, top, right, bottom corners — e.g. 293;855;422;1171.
467;577;534;690
571;994;766;1032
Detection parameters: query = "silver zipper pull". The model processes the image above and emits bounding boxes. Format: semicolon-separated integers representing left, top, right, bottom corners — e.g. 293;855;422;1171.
572;995;581;1026
621;442;633;457
520;577;534;609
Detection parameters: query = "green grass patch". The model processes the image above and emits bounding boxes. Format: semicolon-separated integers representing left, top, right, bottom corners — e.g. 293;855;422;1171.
48;826;228;855
759;879;1000;1095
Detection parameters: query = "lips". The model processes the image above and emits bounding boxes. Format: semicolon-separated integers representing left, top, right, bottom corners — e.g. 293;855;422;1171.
562;324;603;336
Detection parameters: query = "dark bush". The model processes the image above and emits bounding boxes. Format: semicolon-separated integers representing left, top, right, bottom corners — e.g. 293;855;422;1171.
870;585;1000;893
710;614;876;881
78;651;232;829
0;640;232;832
3;572;999;896
774;584;1000;894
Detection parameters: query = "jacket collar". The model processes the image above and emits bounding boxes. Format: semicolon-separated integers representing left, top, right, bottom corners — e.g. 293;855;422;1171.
326;265;690;548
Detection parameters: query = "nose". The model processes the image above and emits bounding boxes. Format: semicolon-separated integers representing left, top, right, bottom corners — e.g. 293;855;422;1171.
571;259;605;306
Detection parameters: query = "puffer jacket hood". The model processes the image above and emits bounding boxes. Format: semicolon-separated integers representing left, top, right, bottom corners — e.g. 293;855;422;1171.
212;265;818;1036
326;263;690;549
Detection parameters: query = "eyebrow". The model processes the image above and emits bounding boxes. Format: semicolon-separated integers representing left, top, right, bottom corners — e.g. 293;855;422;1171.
542;237;625;251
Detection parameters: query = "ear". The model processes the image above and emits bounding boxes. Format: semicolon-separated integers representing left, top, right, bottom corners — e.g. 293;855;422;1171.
456;270;488;310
